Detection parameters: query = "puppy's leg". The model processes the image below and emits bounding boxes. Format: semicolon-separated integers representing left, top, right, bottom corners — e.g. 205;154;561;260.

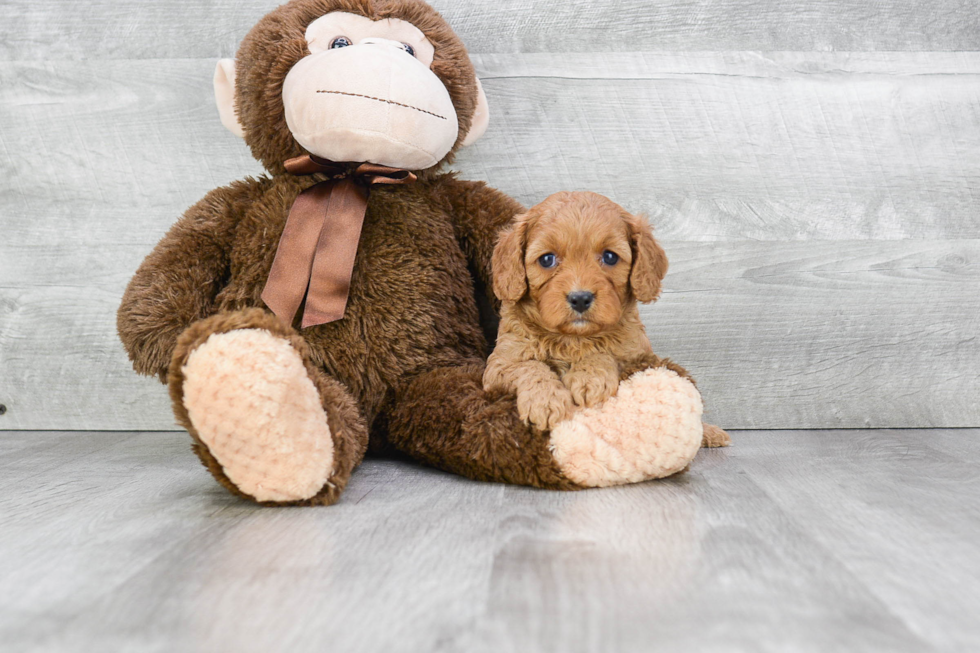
702;423;731;447
562;353;620;407
485;356;574;431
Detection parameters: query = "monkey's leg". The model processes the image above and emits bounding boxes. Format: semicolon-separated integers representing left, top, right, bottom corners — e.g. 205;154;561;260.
169;309;367;505
384;361;581;490
619;353;731;449
384;355;704;489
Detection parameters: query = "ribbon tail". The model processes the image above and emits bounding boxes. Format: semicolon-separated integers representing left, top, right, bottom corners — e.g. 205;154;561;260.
301;178;369;328
264;157;407;329
261;182;335;326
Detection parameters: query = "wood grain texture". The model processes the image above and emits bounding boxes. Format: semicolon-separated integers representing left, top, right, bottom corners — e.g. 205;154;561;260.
733;429;980;651
463;52;980;241
651;239;980;429
2;0;980;60
2;52;979;430
3;429;979;652
2;239;977;430
4;54;980;244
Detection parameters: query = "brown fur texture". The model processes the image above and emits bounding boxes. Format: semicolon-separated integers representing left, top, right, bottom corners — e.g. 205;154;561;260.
485;192;730;447
385;363;580;489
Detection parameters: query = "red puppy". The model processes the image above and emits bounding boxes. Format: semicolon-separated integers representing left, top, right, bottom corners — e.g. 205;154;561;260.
484;191;729;447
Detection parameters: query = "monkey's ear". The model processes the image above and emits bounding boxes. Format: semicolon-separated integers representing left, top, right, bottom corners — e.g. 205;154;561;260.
460;78;489;147
214;59;245;138
491;214;529;302
626;214;668;303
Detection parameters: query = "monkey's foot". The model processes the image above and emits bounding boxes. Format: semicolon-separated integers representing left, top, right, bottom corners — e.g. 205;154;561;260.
181;328;334;502
549;367;703;487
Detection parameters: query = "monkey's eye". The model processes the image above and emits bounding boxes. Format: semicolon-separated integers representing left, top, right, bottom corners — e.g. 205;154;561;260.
538;253;558;269
601;250;620;266
329;36;353;49
401;43;416;57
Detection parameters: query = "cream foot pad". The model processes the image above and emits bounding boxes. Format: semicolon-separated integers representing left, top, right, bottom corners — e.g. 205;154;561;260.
182;329;334;502
550;367;703;487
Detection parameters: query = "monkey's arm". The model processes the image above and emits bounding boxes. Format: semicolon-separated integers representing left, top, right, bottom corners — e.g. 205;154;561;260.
436;174;525;306
117;178;268;381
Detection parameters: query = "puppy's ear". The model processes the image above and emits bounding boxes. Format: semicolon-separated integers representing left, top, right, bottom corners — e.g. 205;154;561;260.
491;215;529;302
626;213;668;303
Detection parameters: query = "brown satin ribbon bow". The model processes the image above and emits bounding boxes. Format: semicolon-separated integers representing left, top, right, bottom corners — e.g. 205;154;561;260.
261;154;416;328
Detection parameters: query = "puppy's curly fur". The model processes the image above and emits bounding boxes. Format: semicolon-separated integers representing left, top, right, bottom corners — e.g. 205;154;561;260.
484;191;729;447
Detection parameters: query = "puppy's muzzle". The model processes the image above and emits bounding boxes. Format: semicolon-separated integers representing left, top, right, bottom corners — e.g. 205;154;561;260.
567;291;595;314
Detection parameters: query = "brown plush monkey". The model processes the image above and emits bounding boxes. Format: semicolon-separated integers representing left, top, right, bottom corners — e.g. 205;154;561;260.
117;0;707;505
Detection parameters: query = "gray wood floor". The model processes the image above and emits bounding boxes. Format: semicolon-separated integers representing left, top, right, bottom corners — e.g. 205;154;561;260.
1;430;978;653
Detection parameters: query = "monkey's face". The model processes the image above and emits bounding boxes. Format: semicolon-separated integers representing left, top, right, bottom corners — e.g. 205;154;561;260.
215;1;489;173
282;13;459;169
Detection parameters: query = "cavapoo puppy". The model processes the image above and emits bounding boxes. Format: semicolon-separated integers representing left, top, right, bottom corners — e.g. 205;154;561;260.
484;191;729;447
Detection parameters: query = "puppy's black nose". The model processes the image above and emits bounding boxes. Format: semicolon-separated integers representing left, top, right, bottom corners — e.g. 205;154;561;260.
567;291;595;314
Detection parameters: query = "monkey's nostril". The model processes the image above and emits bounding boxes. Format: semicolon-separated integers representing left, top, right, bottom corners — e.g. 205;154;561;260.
567;291;595;314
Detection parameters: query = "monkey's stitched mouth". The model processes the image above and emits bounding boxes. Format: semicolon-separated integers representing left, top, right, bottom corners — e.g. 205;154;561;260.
316;90;447;120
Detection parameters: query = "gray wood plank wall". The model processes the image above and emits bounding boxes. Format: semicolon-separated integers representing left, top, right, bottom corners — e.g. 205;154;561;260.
1;1;978;430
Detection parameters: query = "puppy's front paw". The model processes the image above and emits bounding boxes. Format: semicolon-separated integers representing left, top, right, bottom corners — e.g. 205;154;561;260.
517;383;575;431
563;367;619;408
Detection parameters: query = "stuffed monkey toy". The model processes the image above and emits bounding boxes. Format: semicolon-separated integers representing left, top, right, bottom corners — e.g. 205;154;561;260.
117;0;707;505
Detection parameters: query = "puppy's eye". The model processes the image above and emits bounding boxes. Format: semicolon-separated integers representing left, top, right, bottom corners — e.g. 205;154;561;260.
401;43;416;57
538;253;558;269
330;36;353;49
602;250;620;266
